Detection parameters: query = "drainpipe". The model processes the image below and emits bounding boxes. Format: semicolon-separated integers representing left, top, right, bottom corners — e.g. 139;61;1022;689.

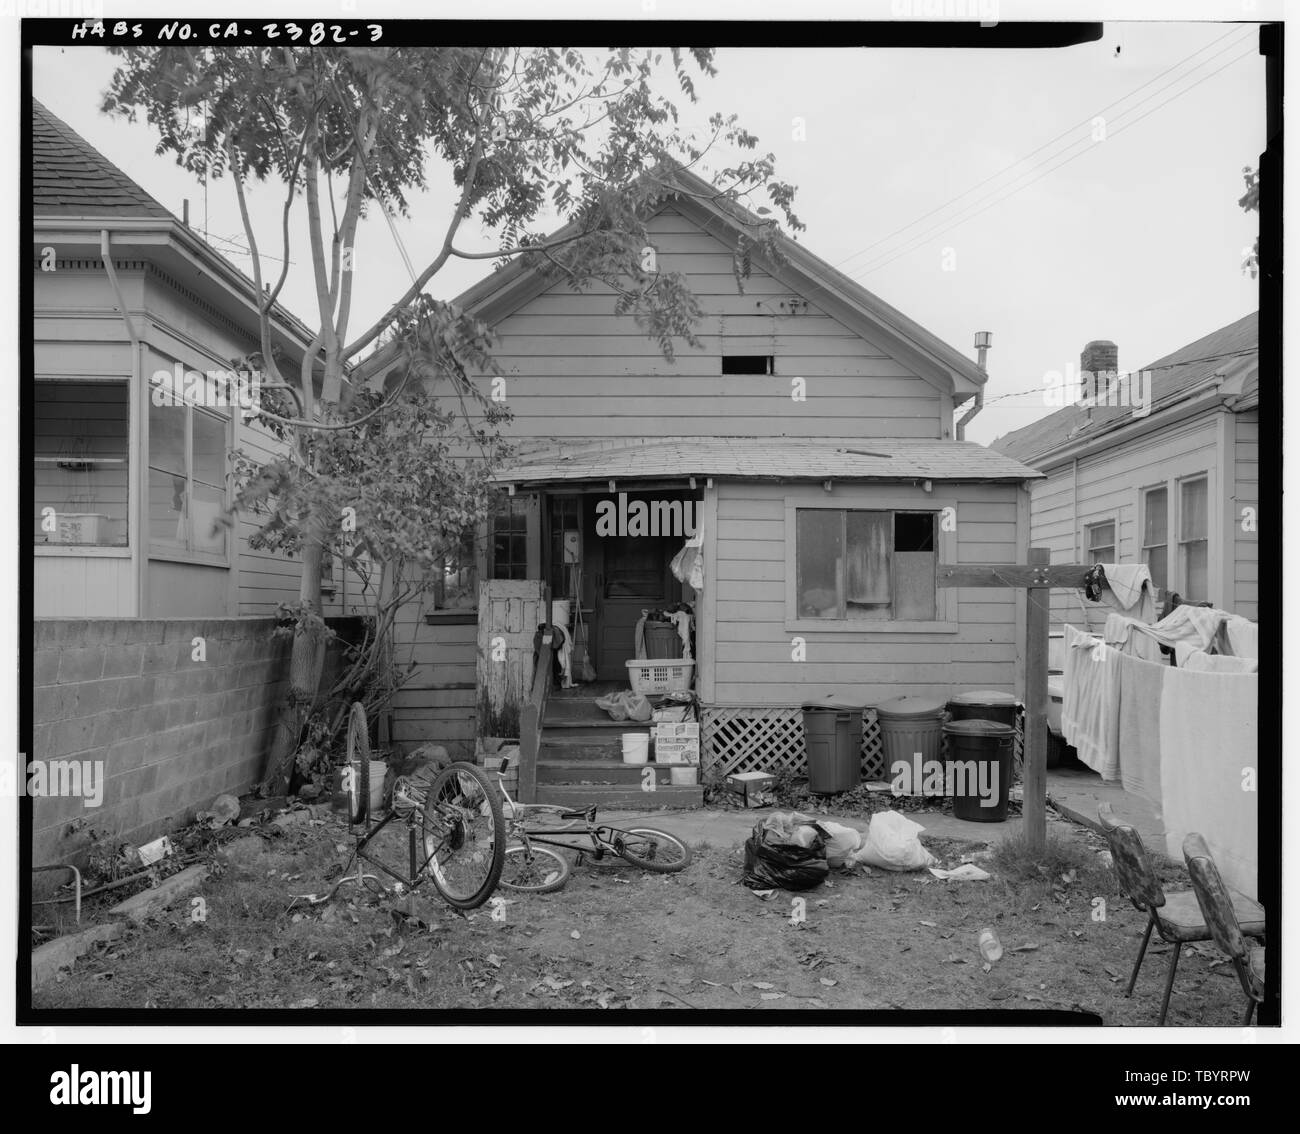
955;330;991;440
101;230;145;616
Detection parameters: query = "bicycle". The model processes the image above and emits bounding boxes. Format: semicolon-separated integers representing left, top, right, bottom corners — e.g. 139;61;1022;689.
334;702;505;911
494;756;692;893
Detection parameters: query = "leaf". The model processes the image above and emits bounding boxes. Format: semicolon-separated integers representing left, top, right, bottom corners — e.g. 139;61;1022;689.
759;992;785;1000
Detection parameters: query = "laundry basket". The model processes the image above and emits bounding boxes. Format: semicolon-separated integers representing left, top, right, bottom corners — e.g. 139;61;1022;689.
626;659;694;695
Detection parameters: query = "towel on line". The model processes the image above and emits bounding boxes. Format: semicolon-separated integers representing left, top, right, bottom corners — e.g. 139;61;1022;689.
1116;650;1166;808
1181;649;1258;674
1061;624;1121;781
1225;615;1258;660
1096;563;1157;621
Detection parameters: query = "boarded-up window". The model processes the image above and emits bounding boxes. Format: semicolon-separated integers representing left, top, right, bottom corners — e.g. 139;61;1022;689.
1179;475;1209;601
796;509;937;621
34;380;130;546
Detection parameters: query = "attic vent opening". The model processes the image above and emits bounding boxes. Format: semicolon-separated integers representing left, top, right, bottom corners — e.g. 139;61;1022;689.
722;355;774;375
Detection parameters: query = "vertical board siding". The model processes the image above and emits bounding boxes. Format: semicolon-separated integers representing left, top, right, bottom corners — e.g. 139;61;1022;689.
711;480;1020;705
1232;410;1259;619
474;207;942;439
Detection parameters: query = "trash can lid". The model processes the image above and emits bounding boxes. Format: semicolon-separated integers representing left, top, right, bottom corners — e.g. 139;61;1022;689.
947;689;1019;706
875;695;947;719
943;718;1015;737
801;696;865;711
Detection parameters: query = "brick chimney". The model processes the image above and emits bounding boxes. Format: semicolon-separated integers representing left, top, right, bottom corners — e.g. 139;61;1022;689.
1080;339;1118;409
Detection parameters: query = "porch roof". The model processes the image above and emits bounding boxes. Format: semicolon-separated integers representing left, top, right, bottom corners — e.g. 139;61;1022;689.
492;436;1043;487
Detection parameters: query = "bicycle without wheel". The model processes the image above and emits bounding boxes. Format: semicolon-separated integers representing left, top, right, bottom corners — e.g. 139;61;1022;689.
334;702;504;911
495;756;691;893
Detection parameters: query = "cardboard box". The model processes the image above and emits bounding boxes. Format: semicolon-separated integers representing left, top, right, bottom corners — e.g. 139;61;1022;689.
726;771;776;808
654;722;699;743
655;741;699;765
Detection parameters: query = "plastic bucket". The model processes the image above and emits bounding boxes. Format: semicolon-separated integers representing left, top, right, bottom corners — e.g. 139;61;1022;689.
942;719;1014;822
644;621;683;659
621;734;650;764
876;696;947;796
368;761;387;813
670;765;698;786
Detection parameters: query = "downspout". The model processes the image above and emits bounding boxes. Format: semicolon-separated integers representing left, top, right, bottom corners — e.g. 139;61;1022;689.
955;330;991;440
101;230;145;616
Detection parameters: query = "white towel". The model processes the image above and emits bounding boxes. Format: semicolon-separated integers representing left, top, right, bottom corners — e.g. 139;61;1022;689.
1159;666;1258;897
668;609;694;660
1098;563;1157;621
1104;613;1165;661
1225;616;1259;660
1182;651;1258;674
1117;650;1166;808
1062;624;1121;781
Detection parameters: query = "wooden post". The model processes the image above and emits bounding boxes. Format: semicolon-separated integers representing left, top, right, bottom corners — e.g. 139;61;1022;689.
1023;548;1051;852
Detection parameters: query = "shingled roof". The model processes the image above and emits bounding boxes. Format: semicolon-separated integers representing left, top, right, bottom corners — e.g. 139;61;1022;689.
33;98;173;219
495;436;1042;485
992;312;1259;467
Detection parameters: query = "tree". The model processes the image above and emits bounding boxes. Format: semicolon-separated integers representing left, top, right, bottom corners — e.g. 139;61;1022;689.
102;45;802;790
1239;165;1259;279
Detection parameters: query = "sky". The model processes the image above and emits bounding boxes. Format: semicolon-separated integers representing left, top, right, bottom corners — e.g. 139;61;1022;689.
29;15;1265;447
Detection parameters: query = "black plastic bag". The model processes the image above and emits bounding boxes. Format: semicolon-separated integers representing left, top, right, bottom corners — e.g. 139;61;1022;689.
742;821;830;891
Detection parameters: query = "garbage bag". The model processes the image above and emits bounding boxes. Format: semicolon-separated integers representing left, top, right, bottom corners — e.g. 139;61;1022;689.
594;691;653;723
818;820;864;868
742;816;829;891
848;810;937;871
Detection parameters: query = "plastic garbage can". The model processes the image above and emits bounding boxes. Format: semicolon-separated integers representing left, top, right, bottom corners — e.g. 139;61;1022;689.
801;698;863;794
942;718;1014;822
643;621;684;659
875;695;947;796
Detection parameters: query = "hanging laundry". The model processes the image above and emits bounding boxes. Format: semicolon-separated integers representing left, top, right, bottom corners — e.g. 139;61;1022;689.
1180;650;1258;674
1225;615;1259;660
667;608;694;659
1096;563;1157;621
1104;602;1231;660
1061;624;1121;781
1159;666;1258;897
1104;613;1165;661
1116;650;1166;808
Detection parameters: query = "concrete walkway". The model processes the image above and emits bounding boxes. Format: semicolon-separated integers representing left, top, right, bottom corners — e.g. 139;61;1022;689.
1046;765;1165;851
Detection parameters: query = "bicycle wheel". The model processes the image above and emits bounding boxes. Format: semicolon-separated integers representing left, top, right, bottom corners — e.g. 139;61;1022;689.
421;762;504;909
499;844;571;894
615;827;692;873
345;702;370;825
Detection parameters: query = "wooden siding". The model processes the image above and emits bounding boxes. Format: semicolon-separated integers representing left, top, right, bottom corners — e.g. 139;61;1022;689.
710;480;1021;705
1232;409;1259;619
474;207;944;439
1026;411;1226;625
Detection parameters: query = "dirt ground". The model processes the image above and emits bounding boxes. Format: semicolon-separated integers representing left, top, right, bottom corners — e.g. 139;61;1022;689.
31;805;1252;1023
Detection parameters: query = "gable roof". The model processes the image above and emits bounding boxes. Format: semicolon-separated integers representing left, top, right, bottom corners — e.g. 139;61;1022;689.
494;436;1041;486
33;99;173;219
991;312;1259;467
450;166;989;401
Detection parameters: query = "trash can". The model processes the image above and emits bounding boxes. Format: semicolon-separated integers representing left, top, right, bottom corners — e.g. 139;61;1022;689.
942;718;1014;822
875;696;947;796
801;698;864;794
945;689;1019;728
643;621;684;659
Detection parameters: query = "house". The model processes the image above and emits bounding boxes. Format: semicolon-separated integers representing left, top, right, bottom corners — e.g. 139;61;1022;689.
991;314;1260;626
32;99;325;619
389;170;1044;800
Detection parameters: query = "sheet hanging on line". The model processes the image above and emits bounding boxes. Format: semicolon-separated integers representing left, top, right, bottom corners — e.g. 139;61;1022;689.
1180;650;1258;674
1061;624;1121;781
1116;650;1166;809
1225;615;1259;660
1159;665;1258;898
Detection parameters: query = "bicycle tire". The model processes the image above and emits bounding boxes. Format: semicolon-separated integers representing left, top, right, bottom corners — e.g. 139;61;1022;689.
421;761;505;910
345;702;370;825
499;844;571;894
615;827;692;873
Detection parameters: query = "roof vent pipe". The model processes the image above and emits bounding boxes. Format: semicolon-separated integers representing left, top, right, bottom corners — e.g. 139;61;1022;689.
956;330;991;441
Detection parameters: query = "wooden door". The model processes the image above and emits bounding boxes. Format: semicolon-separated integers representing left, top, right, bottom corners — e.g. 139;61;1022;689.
476;580;548;740
595;535;682;680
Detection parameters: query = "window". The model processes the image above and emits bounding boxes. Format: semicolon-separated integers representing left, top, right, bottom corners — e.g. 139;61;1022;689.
434;526;479;609
1178;475;1209;601
34;380;130;547
1141;486;1169;596
490;496;529;580
1085;520;1116;565
148;398;229;557
796;509;936;621
721;354;774;375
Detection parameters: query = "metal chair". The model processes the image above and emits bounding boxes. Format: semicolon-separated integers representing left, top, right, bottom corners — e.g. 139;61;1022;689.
1098;803;1264;1025
1183;833;1267;1024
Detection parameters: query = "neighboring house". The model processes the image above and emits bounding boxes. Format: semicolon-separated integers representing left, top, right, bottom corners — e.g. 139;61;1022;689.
391;169;1043;785
991;314;1259;627
32;100;325;619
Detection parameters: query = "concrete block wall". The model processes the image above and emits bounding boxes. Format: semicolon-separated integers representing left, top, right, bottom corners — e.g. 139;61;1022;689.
30;618;293;870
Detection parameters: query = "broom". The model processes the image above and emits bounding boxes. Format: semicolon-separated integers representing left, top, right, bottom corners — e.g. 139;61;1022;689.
571;563;597;683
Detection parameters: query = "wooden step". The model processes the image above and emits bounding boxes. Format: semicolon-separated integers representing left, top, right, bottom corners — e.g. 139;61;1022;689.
533;783;704;810
541;734;635;761
537;758;689;785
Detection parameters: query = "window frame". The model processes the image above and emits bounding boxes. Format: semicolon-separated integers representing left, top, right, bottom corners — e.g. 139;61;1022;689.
1084;518;1117;565
34;374;132;558
1139;484;1169;596
784;493;958;634
1176;473;1210;601
147;393;232;568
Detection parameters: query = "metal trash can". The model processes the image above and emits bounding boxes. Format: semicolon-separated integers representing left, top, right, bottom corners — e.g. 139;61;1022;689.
943;718;1014;822
801;698;864;794
945;689;1019;728
875;695;947;796
643;621;683;659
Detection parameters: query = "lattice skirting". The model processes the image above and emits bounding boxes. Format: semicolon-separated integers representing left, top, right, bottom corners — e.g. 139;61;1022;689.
701;705;1024;785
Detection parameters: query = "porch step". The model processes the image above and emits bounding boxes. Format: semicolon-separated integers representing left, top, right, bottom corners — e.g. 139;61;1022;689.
537;758;683;785
540;731;647;761
533;783;704;810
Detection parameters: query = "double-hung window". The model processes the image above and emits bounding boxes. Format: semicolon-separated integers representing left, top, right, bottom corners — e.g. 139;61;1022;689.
1085;520;1116;565
1141;486;1169;595
1178;475;1209;601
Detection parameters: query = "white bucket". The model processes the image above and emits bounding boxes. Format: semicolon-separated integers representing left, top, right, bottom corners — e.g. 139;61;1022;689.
369;761;387;812
621;734;650;764
670;765;698;786
551;599;571;627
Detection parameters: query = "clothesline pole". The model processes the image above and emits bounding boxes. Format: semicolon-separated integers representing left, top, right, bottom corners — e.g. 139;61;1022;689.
938;547;1091;854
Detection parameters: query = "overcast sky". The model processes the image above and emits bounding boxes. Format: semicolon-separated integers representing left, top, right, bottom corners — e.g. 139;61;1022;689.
31;17;1265;446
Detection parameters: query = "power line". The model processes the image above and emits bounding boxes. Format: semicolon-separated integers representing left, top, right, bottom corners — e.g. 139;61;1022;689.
850;42;1257;278
833;26;1254;277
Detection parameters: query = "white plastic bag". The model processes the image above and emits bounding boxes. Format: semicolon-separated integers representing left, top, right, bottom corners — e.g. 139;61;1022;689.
594;691;653;723
849;810;937;871
818;820;864;868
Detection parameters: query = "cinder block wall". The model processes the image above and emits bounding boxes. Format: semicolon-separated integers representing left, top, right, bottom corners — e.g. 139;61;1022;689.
30;618;294;870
